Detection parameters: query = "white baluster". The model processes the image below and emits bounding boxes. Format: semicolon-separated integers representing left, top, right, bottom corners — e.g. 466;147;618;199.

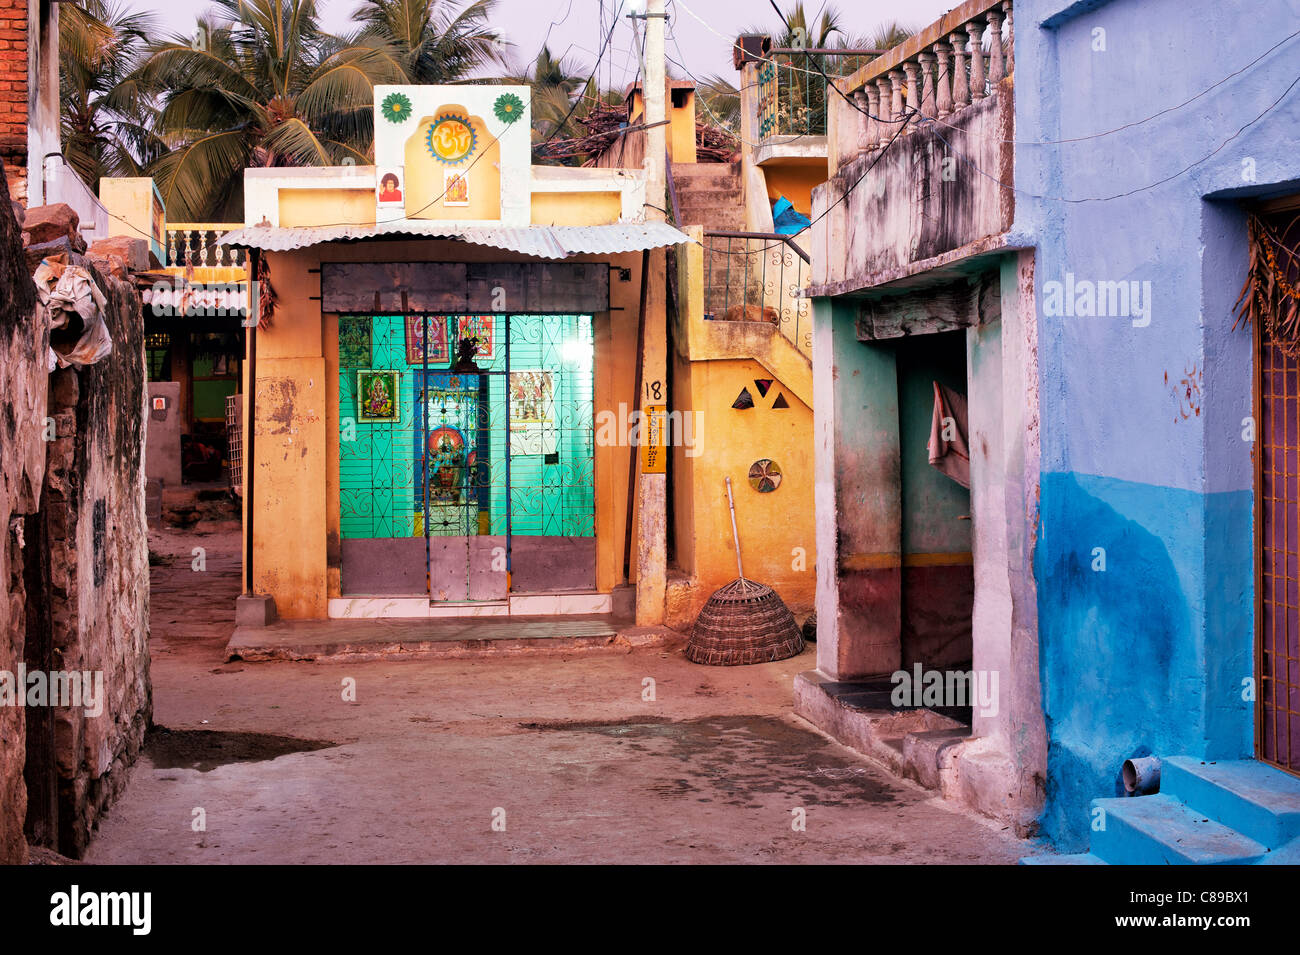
935;42;954;116
876;77;893;145
987;9;1005;84
918;52;937;118
1003;1;1014;76
951;33;970;107
967;21;987;99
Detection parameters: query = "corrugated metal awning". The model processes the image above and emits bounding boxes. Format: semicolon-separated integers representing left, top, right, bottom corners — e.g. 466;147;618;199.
218;221;693;258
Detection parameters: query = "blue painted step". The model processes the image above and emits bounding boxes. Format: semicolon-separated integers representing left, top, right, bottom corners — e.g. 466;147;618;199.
1089;795;1268;865
1160;756;1300;850
1019;852;1106;865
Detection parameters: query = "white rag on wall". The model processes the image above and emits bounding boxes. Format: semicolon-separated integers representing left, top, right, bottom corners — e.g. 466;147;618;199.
33;258;113;367
927;380;970;489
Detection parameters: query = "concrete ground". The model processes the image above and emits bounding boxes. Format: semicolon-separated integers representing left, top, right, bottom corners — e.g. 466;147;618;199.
86;520;1027;864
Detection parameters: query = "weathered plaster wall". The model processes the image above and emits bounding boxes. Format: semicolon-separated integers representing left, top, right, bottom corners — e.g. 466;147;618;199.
811;89;1014;295
1;184;151;859
45;262;151;855
0;162;44;865
813;297;901;678
1015;0;1299;848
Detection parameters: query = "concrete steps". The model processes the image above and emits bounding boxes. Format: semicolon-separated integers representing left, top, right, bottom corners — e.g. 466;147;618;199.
1089;795;1268;865
1161;756;1300;848
1021;757;1300;865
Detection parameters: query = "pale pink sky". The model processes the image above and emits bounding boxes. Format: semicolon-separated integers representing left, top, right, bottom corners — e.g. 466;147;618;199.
122;0;955;86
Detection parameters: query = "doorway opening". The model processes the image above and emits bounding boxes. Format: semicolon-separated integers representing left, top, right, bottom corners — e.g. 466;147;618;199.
1253;205;1300;775
888;330;974;672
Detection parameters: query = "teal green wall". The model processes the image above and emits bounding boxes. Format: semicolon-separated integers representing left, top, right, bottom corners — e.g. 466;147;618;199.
338;314;594;541
889;333;972;555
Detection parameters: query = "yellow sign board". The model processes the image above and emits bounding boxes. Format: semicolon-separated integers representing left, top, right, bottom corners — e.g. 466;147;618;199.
641;404;667;473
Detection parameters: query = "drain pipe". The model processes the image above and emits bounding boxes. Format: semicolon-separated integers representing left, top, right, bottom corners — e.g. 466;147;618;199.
1122;756;1161;795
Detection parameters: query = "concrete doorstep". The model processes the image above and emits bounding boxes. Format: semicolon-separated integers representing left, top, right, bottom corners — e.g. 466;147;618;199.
793;670;972;793
226;615;686;663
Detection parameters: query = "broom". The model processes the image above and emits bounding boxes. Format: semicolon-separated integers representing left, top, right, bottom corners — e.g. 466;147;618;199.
684;477;804;665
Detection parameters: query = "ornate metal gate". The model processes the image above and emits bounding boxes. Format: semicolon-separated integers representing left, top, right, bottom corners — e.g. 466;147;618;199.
338;312;595;602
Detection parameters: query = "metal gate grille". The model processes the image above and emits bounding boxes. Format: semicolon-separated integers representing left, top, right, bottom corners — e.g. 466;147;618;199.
1258;335;1300;774
338;313;595;600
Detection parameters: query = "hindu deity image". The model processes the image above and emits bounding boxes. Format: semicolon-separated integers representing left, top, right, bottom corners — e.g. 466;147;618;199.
356;370;400;422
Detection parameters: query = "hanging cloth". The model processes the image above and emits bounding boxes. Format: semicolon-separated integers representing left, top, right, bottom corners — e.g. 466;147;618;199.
927;380;970;488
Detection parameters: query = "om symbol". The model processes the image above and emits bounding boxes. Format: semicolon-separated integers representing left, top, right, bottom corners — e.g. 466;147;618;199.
428;117;475;163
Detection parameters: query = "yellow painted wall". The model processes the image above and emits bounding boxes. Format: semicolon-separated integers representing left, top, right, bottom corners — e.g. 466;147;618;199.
251;356;328;619
530;191;622;226
665;224;816;630
762;159;828;217
253;240;652;616
405;111;501;221
677;358;815;624
99;177;157;243
279;189;376;229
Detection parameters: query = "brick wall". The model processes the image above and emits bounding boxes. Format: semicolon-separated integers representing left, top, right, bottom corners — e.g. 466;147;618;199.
0;0;28;204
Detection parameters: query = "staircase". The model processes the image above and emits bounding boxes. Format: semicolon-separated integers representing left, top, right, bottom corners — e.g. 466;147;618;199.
1022;757;1300;865
670;162;758;318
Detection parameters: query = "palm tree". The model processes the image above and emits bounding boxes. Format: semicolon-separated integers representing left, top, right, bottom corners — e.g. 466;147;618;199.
134;0;406;221
741;3;915;135
59;0;166;189
509;44;590;146
695;73;740;134
350;0;510;84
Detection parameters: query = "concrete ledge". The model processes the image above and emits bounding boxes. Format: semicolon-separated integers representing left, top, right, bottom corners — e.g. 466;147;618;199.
226;616;684;662
235;594;277;628
793;670;964;779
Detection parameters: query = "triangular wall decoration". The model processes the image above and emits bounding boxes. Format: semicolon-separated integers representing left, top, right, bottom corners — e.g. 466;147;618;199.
772;392;790;409
754;378;774;398
732;387;754;410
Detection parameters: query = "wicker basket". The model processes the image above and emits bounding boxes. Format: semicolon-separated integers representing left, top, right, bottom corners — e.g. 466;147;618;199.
685;577;804;666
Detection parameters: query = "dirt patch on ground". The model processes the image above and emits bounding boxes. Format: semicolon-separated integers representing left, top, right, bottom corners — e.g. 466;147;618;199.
146;727;337;773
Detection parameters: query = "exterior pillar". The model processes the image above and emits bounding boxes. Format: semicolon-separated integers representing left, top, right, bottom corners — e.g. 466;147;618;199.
634;247;668;625
812;297;901;679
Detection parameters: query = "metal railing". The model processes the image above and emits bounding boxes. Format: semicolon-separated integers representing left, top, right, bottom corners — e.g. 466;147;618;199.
757;52;860;138
702;230;812;357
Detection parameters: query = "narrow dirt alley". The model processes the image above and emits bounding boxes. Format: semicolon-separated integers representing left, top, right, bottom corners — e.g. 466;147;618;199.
86;520;1027;864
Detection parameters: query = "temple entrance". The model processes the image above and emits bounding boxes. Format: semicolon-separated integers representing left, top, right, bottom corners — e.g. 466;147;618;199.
338;313;595;602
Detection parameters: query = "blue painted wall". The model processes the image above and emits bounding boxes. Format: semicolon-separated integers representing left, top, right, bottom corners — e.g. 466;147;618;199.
1014;0;1300;847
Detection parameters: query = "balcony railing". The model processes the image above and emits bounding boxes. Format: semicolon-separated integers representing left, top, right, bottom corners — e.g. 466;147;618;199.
166;223;248;269
837;0;1012;157
702;230;812;357
757;51;870;139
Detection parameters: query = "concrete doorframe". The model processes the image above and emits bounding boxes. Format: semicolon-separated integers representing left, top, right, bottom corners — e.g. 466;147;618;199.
805;249;1047;832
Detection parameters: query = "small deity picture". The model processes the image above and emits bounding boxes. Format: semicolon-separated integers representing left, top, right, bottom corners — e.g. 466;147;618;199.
444;168;469;207
377;167;404;206
405;314;450;364
357;369;401;423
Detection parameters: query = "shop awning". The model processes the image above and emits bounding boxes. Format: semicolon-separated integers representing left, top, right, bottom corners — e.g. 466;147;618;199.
217;221;693;258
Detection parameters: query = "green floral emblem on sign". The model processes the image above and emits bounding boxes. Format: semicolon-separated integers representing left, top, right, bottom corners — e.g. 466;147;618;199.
493;92;524;125
380;92;413;124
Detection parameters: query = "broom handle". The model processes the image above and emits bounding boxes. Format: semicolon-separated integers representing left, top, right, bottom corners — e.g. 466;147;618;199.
725;476;743;579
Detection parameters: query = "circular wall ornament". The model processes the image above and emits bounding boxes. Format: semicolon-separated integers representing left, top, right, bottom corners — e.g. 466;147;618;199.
493;93;524;125
748;459;782;493
380;92;413;124
426;114;478;164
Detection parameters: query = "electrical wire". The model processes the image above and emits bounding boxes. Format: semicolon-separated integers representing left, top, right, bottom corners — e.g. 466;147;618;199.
702;107;918;259
919;69;1300;203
